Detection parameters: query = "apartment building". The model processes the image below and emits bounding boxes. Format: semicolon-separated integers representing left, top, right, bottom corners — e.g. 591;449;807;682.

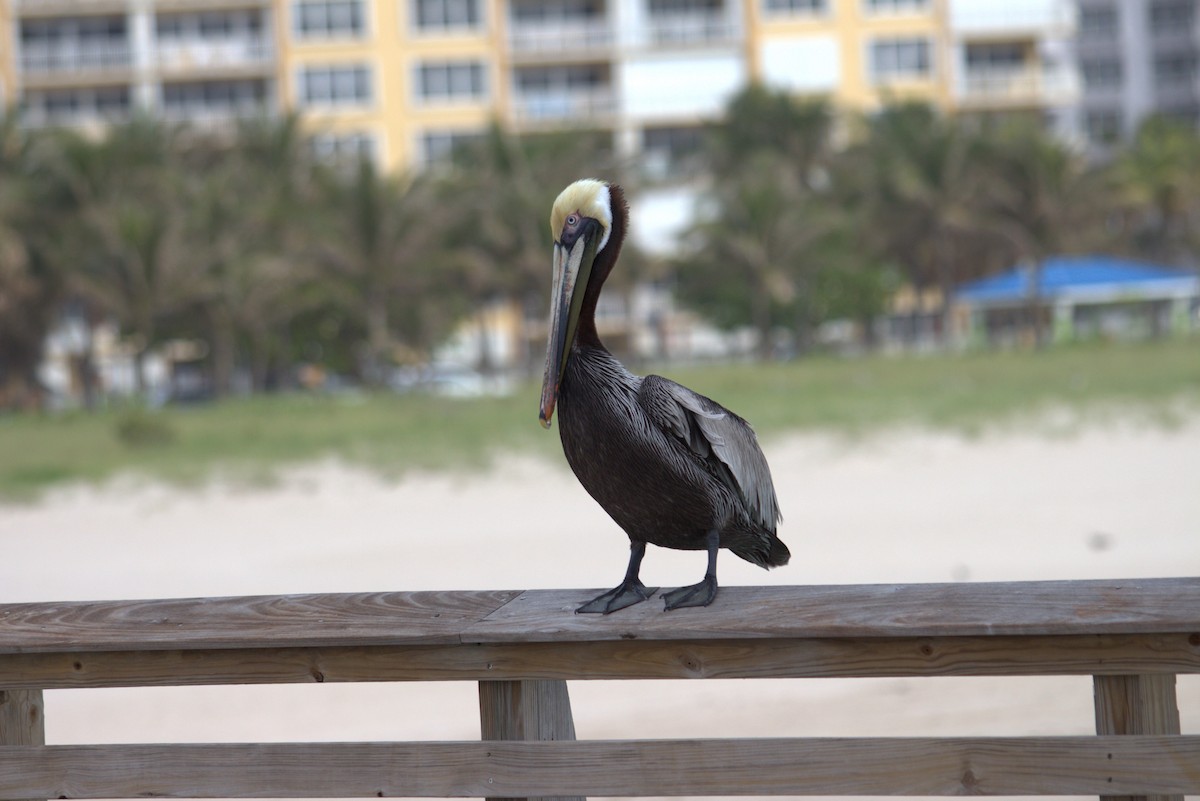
947;0;1080;139
1076;0;1200;149
0;0;1080;172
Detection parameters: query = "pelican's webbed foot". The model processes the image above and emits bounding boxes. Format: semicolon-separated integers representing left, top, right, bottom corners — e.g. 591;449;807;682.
662;574;717;610
576;580;657;614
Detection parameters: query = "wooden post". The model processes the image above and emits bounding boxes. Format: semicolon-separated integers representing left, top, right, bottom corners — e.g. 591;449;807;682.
479;679;582;801
0;689;45;801
1093;674;1182;801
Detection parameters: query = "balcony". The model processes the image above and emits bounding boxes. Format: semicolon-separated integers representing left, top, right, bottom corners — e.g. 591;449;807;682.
510;87;615;124
507;20;614;57
949;0;1076;37
20;86;132;129
957;66;1079;107
19;42;133;77
14;0;128;17
156;39;274;73
643;12;738;46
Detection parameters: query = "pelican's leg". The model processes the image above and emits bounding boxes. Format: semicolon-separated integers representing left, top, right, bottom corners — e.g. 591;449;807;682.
576;541;657;614
662;530;720;611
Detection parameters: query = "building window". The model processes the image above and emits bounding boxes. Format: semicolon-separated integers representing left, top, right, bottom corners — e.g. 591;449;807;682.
1149;1;1194;34
869;37;931;82
298;64;373;106
311;131;378;164
863;0;929;13
965;42;1025;71
419;128;483;166
413;0;484;32
294;0;367;39
22;86;131;126
1081;59;1122;90
1084;109;1121;144
1154;52;1198;87
642;125;706;179
415;60;487;102
162;79;267;108
762;0;825;15
1078;5;1118;40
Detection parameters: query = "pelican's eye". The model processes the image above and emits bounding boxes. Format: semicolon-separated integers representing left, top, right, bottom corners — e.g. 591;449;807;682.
566;214;579;227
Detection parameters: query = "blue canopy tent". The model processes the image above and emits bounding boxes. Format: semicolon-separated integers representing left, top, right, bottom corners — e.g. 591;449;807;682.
953;256;1199;345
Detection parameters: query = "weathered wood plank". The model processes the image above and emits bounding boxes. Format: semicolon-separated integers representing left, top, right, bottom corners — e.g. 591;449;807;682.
0;590;521;654
479;679;582;801
1094;674;1183;801
1;579;1197;655
466;579;1200;643
0;689;45;801
1;633;1196;690
0;737;1197;798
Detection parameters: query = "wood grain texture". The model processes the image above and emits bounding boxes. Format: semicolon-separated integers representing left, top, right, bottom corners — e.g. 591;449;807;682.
0;737;1197;798
0;590;521;654
0;689;44;801
1094;674;1183;801
1;579;1196;655
1;633;1196;690
479;680;581;801
465;579;1200;643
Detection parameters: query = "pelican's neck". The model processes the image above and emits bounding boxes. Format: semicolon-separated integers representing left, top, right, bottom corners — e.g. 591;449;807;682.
573;183;628;351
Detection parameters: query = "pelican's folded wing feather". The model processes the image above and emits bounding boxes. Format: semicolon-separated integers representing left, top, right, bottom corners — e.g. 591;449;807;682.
639;375;781;530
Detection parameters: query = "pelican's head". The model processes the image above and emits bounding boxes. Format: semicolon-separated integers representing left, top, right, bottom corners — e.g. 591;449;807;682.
538;179;616;429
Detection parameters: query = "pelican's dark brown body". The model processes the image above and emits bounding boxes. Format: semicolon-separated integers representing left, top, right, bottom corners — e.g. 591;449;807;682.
539;180;788;612
559;346;788;568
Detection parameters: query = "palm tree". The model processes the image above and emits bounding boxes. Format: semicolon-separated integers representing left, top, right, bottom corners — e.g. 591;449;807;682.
40;116;206;395
187;113;324;394
0;114;63;409
840;103;994;342
312;157;452;383
1110;115;1200;265
977;118;1108;347
708;84;834;189
676;153;841;358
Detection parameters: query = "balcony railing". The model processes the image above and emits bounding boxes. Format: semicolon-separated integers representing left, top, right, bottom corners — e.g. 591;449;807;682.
20;103;132;129
507;20;614;55
958;66;1079;104
20;42;132;75
950;1;1076;35
157;102;271;133
13;0;128;13
510;87;615;123
156;39;274;71
644;12;739;46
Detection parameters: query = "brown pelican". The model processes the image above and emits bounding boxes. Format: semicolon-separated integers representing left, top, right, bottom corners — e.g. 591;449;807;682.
538;179;788;613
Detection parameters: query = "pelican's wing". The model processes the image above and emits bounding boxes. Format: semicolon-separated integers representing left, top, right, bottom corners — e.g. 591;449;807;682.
639;375;781;530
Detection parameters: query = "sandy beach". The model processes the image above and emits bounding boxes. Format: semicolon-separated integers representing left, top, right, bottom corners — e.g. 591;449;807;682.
2;416;1198;799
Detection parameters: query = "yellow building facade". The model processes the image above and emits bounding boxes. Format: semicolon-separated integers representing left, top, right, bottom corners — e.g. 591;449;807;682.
0;0;1077;173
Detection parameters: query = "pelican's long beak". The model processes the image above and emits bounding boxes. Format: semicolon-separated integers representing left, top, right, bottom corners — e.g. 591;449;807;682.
538;222;600;428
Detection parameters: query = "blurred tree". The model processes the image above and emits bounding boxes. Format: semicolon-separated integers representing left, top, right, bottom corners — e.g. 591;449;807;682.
313;157;452;384
978;118;1108;347
708;84;834;187
840;103;994;340
1109;115;1200;265
40;116;207;395
0;113;64;410
187;114;324;394
676;154;842;357
676;86;842;356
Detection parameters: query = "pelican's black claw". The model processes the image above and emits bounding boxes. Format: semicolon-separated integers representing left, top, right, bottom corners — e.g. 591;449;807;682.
662;575;718;611
576;581;657;614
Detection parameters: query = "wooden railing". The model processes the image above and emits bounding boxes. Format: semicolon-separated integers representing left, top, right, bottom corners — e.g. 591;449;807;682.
1;577;1197;799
